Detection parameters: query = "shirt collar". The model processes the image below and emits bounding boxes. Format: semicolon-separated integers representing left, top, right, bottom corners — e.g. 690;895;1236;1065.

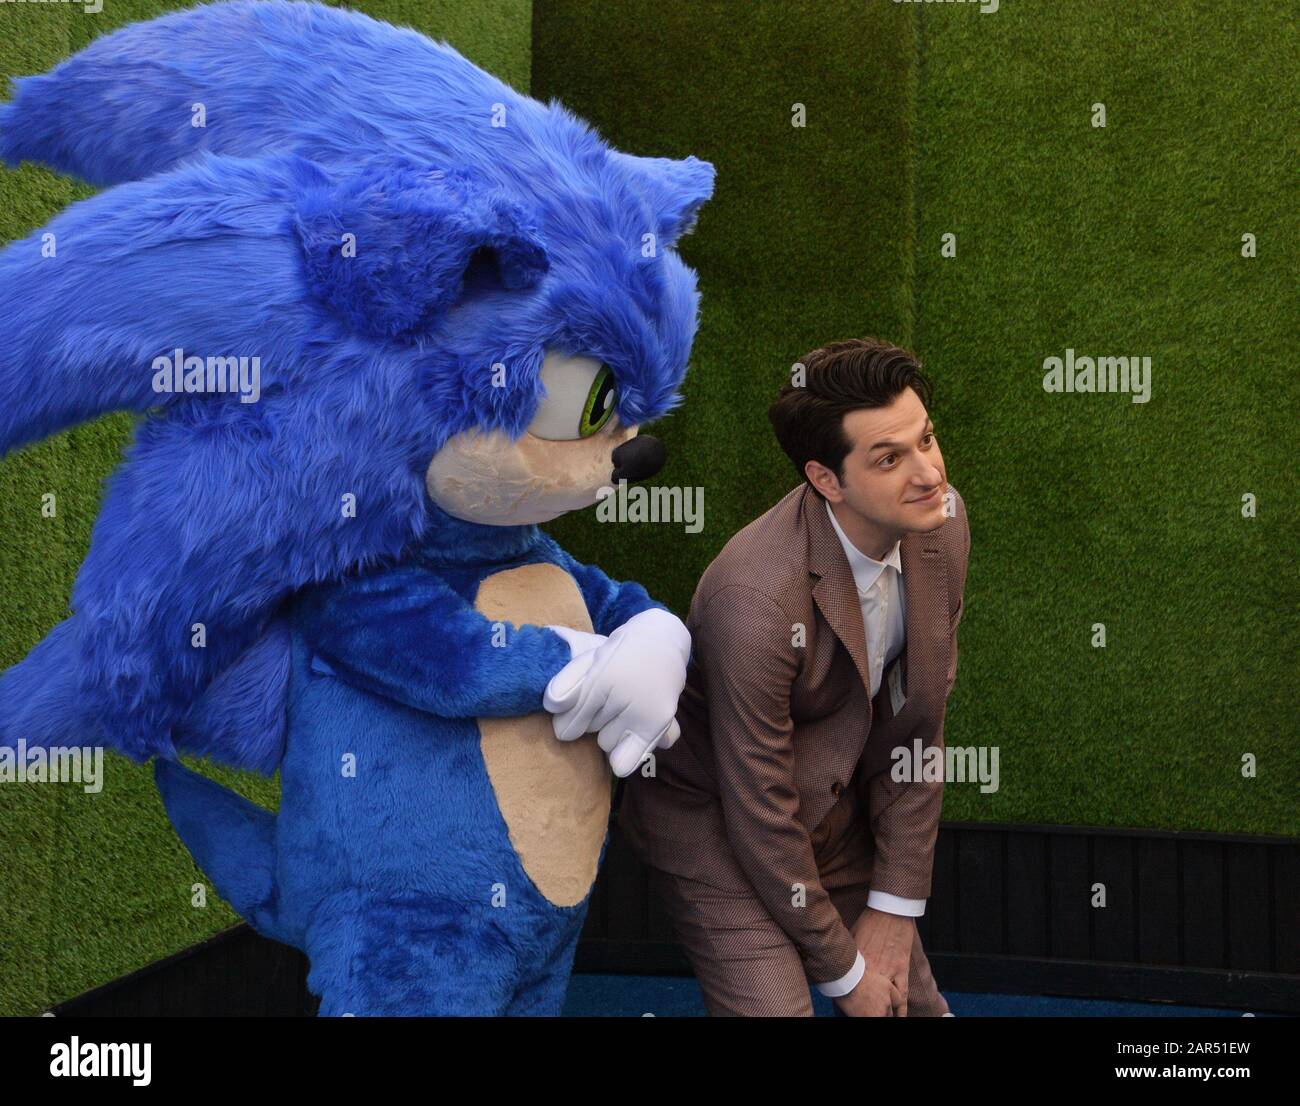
824;500;902;595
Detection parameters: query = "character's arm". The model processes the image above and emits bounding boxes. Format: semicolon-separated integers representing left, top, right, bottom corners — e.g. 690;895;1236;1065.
295;568;578;719
545;545;674;637
538;545;691;776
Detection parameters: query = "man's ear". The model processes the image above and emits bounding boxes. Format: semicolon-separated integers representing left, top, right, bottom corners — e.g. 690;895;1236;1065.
294;159;549;341
805;460;843;502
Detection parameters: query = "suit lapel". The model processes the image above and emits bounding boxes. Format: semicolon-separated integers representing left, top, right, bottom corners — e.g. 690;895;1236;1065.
805;490;874;696
804;486;949;709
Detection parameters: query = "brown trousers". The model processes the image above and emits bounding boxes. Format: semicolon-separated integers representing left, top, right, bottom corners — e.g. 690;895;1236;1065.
642;784;949;1017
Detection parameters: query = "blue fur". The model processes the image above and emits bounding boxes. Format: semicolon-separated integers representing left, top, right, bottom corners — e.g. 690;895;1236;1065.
161;511;663;1015
0;1;713;762
0;0;713;1015
172;618;291;775
294;160;551;341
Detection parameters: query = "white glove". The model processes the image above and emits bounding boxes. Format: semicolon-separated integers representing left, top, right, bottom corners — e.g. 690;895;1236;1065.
543;608;690;777
548;625;607;660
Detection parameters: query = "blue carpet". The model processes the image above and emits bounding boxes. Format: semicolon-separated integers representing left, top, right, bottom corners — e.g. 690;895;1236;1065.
562;975;1275;1017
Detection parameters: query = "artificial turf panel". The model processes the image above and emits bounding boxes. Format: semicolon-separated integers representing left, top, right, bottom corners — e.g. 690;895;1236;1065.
0;0;533;1017
908;1;1297;833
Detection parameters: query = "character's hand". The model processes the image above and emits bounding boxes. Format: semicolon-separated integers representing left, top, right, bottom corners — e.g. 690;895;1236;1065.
547;625;608;661
543;608;690;778
543;626;608;722
850;908;915;1016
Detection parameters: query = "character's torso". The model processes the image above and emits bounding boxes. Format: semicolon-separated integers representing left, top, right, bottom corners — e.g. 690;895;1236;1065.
277;549;609;921
472;562;609;907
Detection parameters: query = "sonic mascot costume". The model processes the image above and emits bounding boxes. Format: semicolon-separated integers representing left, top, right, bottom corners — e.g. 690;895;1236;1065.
0;0;714;1015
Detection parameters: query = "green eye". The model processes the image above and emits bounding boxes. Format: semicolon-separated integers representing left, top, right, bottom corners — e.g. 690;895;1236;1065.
578;365;617;438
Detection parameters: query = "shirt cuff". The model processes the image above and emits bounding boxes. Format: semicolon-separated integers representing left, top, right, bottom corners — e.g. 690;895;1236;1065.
813;951;865;998
867;890;927;917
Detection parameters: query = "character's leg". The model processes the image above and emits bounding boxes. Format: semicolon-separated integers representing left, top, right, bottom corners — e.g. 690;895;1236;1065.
647;867;815;1017
503;909;587;1017
304;891;519;1016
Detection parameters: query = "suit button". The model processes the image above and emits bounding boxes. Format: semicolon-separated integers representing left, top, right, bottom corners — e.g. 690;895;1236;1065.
831;782;844;797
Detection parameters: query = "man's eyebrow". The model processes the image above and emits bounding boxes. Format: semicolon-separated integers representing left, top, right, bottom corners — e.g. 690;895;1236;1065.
866;418;934;453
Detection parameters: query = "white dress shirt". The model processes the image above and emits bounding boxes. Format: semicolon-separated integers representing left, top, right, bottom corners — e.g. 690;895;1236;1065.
815;500;925;999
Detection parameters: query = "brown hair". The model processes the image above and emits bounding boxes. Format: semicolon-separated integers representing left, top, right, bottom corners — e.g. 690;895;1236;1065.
768;337;932;497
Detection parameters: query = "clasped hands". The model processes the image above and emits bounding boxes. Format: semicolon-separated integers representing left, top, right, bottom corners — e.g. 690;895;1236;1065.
543;608;690;778
836;908;915;1018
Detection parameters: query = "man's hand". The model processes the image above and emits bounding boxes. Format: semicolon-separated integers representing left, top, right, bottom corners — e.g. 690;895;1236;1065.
543;609;691;778
850;908;915;1016
834;968;901;1018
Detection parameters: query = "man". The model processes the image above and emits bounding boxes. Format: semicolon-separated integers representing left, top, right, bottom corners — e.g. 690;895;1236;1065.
620;337;970;1016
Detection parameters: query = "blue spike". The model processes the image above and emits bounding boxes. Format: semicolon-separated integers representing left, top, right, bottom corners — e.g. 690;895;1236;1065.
154;758;292;946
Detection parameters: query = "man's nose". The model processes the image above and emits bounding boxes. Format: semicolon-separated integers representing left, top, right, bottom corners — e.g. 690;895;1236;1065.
914;456;944;485
611;435;666;483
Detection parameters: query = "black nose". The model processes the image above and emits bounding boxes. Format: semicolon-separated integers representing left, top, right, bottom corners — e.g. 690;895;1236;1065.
611;435;666;484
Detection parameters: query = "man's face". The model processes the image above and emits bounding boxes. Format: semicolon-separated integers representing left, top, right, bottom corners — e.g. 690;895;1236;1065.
811;387;949;534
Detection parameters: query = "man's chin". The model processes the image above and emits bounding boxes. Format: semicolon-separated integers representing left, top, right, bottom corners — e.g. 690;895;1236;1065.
902;502;950;533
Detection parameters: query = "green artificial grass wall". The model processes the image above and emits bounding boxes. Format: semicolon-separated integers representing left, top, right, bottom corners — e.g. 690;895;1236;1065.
909;2;1297;832
0;0;532;1017
534;0;1297;833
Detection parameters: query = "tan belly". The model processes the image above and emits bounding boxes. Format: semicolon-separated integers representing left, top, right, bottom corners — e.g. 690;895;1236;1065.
474;562;610;908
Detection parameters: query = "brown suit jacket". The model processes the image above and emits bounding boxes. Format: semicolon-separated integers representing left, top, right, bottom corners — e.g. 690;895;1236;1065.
619;481;970;984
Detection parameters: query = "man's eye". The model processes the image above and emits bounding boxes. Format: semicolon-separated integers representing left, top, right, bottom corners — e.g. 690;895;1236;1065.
921;433;935;446
878;454;897;468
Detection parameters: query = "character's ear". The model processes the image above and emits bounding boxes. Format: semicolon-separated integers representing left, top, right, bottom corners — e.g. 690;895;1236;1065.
609;152;716;248
294;160;550;341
